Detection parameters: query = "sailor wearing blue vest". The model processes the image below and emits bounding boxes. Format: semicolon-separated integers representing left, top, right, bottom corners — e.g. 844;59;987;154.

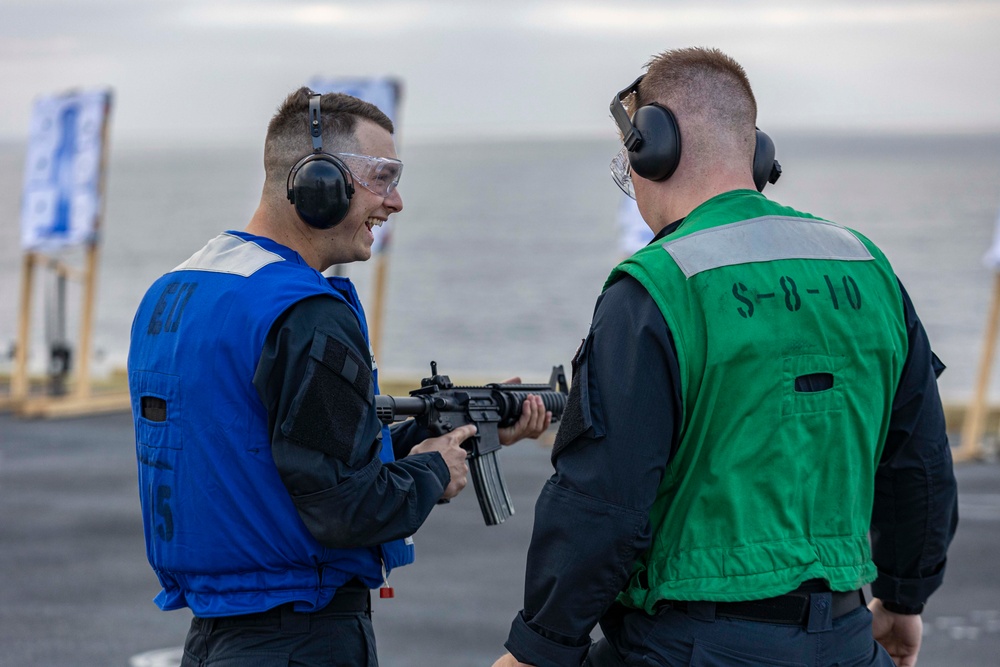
495;48;957;667
128;88;550;666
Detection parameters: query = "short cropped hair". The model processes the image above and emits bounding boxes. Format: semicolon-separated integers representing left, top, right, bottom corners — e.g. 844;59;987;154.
633;47;757;165
263;87;394;196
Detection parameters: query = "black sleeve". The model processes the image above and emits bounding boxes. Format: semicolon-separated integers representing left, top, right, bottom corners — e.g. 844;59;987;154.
389;419;430;459
870;281;959;610
253;295;451;549
506;276;682;667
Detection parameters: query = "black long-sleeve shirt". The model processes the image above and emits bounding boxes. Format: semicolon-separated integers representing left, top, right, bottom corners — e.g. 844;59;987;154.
506;222;959;667
253;294;449;550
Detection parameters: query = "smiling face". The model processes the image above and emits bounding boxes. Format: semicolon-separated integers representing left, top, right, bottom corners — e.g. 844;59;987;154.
321;119;403;267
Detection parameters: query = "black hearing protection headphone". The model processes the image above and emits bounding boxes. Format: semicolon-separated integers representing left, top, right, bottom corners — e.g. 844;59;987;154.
286;93;355;229
610;75;782;192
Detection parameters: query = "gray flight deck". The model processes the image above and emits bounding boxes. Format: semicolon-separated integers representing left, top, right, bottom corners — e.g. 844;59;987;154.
1;410;998;666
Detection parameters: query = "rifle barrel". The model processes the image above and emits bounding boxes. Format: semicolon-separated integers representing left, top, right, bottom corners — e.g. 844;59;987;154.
374;395;427;423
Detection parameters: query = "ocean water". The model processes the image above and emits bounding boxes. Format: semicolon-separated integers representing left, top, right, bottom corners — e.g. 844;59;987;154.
1;133;1000;401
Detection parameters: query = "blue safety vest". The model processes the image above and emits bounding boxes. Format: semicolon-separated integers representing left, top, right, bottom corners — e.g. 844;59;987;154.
128;231;413;617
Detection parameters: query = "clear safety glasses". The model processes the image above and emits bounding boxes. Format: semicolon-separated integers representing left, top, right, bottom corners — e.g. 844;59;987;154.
610;146;635;200
335;153;403;198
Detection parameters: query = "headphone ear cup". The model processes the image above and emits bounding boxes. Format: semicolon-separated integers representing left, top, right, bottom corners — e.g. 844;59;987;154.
752;129;779;192
628;104;681;182
288;155;354;229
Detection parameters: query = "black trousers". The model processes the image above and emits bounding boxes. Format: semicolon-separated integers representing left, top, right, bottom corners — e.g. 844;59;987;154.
587;595;893;667
180;602;377;667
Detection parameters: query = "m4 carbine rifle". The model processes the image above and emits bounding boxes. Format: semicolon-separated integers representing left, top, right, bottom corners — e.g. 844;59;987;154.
375;362;568;526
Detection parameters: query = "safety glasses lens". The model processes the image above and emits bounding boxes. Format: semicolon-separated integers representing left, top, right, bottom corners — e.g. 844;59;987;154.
337;153;403;197
610;147;635;200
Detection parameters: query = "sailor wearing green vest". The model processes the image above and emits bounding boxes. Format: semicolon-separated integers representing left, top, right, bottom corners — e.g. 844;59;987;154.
496;48;957;667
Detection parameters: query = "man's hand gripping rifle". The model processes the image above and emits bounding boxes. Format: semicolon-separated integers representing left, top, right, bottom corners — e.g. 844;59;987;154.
375;362;568;525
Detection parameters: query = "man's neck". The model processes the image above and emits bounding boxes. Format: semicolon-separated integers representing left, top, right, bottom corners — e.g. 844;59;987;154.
245;203;325;271
655;171;756;232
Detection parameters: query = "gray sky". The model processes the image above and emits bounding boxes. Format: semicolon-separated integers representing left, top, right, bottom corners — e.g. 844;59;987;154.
2;0;999;146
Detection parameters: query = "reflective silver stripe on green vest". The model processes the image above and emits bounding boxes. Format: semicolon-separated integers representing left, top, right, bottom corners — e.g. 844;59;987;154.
662;216;874;278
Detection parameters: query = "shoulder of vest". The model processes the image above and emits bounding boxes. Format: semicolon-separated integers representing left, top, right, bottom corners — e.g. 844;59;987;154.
172;233;290;277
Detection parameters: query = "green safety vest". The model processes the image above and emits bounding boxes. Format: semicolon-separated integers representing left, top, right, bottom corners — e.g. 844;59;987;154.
607;190;908;612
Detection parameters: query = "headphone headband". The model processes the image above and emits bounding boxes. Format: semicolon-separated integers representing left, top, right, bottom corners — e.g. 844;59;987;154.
609;75;645;152
308;93;323;152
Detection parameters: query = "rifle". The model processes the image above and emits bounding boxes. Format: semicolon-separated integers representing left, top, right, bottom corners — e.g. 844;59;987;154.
375;362;568;525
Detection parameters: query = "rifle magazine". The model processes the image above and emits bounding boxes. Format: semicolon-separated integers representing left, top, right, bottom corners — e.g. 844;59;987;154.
470;450;514;525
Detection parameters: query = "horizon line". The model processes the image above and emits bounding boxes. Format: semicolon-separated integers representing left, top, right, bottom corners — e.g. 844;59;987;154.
1;125;1000;151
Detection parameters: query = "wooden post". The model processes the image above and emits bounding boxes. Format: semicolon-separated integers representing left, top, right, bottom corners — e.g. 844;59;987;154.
370;253;389;358
73;242;100;400
10;252;37;404
75;91;112;401
957;271;1000;461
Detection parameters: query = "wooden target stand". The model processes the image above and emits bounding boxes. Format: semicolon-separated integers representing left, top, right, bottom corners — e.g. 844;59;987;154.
13;249;132;418
4;245;130;419
2;96;129;419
